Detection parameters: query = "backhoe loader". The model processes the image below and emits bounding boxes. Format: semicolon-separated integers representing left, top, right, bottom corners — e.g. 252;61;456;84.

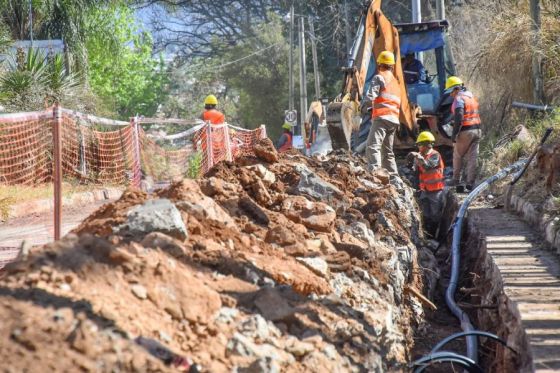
306;0;456;158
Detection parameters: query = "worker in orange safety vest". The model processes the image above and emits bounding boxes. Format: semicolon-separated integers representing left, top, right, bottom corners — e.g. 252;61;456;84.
446;76;482;192
408;131;446;237
201;95;225;125
364;51;402;177
277;122;293;153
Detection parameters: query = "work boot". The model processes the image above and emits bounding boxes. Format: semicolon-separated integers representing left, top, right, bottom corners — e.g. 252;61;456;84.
455;185;465;193
465;184;474;193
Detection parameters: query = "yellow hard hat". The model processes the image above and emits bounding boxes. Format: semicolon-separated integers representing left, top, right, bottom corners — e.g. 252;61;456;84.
416;131;436;144
377;51;395;66
445;76;463;91
204;95;218;106
282;122;293;130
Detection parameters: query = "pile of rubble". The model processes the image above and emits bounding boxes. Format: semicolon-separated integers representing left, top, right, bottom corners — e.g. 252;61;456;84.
0;139;431;372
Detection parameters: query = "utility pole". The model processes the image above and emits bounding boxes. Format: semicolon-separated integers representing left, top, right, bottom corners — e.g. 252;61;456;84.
289;5;295;111
530;0;545;104
308;17;321;100
343;0;352;56
412;0;422;62
436;0;445;20
298;17;308;138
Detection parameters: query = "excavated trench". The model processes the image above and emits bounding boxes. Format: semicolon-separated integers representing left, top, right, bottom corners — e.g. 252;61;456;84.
412;191;534;372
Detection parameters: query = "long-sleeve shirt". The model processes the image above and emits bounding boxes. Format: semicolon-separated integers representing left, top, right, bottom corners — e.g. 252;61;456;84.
415;150;441;170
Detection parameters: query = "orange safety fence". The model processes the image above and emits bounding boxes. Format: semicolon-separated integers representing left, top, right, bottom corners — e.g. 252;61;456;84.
0;107;267;186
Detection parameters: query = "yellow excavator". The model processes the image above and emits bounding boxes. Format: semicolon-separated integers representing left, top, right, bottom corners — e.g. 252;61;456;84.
307;0;456;158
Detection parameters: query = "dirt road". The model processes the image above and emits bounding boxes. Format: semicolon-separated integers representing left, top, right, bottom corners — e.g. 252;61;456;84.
0;201;111;266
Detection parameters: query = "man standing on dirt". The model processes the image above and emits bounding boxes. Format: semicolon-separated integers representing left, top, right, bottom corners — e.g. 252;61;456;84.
408;131;445;237
446;76;482;192
364;51;402;177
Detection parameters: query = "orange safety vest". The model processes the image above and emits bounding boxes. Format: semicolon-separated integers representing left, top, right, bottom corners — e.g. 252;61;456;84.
372;70;401;122
452;91;481;128
202;109;225;125
418;149;445;192
278;132;293;153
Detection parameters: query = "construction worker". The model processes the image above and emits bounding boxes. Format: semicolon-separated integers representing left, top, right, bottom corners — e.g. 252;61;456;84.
408;131;445;236
446;76;482;192
364;51;402;177
277;122;293;153
402;53;427;84
201;95;225;124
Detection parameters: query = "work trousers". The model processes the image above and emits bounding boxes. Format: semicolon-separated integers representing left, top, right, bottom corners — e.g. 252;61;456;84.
453;129;481;185
366;118;398;175
419;189;444;236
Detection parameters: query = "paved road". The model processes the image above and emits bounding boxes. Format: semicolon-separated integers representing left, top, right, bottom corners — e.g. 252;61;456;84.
471;207;560;372
0;201;110;267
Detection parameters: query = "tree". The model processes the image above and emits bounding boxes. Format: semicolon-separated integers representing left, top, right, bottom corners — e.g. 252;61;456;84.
85;4;168;118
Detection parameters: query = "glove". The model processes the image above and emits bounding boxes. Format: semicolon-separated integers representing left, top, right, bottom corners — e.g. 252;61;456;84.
409;152;423;160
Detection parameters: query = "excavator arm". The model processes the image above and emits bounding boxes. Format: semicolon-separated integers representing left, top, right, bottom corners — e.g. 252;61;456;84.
326;0;416;150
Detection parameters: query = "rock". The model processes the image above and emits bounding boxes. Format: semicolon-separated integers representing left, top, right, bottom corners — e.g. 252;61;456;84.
226;333;294;365
294;164;343;206
296;257;329;278
371;168;390;185
239;314;280;341
141;232;187;257
254;288;295;322
265;226;297;246
121;199;187;240
131;284;148;300
246;164;276;184
214;307;239;325
239;357;280;373
254;138;279;164
239;196;270;225
281;196;336;232
345;222;375;247
285;337;315;357
376;212;395;231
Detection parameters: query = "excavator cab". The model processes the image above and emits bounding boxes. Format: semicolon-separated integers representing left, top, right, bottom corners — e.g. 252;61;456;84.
397;20;456;147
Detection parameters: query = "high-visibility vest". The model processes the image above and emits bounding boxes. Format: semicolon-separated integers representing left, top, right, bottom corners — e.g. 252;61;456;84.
418;149;445;192
202;109;225;125
452;91;481;128
278;132;293;153
372;70;401;122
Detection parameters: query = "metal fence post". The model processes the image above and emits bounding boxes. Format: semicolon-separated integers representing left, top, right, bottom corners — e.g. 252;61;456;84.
53;104;62;241
132;116;142;187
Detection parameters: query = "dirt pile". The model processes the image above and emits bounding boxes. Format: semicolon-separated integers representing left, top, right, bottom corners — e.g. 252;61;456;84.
0;141;428;372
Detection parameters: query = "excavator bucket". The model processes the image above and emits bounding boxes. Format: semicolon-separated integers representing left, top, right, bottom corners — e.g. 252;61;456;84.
326;0;416;151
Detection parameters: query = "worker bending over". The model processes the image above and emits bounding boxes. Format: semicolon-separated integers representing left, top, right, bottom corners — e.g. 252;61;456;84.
364;51;402;176
446;76;482;192
201;95;225;124
408;131;445;237
277;122;293;153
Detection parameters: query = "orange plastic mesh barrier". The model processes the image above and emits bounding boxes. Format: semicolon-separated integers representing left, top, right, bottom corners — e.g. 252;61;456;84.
0;108;267;186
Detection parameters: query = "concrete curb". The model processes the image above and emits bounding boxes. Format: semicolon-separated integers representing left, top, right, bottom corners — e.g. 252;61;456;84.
510;194;560;252
6;187;123;221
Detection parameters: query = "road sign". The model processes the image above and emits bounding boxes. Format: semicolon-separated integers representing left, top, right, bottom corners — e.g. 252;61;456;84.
284;110;297;124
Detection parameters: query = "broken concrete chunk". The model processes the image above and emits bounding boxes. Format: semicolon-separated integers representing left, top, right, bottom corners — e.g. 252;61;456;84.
246;164;277;184
254;138;279;163
281;196;336;232
121;199;187;240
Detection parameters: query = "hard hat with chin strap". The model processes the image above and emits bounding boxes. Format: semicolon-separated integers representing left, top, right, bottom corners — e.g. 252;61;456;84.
204;95;218;106
377;51;395;66
416;131;436;144
282;122;293;130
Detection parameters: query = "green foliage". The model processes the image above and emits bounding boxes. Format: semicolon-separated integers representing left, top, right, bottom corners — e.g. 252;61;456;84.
0;48;83;111
85;4;168;119
187;152;202;179
220;16;290;140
